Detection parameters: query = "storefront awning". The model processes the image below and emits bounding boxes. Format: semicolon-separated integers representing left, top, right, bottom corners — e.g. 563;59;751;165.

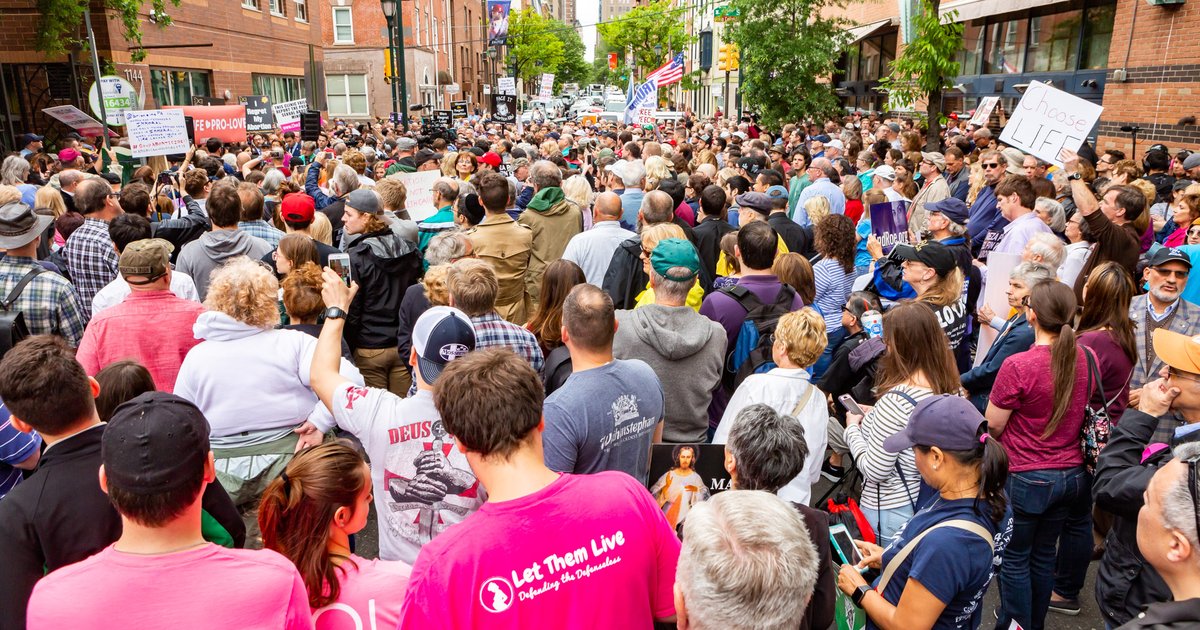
939;0;1063;22
844;18;897;46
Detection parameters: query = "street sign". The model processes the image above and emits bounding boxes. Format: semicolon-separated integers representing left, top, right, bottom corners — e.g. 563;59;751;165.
714;6;740;20
88;75;136;126
445;83;461;94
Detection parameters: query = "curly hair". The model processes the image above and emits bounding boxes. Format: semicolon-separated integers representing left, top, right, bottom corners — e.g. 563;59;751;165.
204;256;281;329
775;309;827;368
281;262;325;322
423;264;451;306
814;214;856;274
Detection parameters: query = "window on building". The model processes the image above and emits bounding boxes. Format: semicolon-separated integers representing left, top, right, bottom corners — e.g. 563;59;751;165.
1081;3;1116;69
150;68;211;106
1026;11;1081;72
242;0;260;10
414;8;421;44
253;74;306;103
269;0;285;16
433;17;439;48
958;20;984;75
333;7;354;43
326;74;369;116
294;0;307;21
984;17;1027;74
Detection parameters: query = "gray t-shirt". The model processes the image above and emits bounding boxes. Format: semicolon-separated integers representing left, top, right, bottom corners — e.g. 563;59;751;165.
543;359;665;485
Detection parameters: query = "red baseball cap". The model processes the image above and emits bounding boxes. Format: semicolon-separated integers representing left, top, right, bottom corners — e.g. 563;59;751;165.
281;193;315;223
479;152;502;168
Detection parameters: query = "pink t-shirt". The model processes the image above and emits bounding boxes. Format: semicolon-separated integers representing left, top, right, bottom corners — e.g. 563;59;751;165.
990;344;1090;472
27;544;312;629
312;555;411;630
397;472;680;629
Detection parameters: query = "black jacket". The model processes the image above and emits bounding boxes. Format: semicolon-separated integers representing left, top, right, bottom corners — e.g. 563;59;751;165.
793;503;837;630
693;216;735;281
397;282;431;362
0;425;244;630
602;236;648;310
769;212;814;258
346;229;422;350
1118;598;1200;629
152;195;211;261
1094;408;1173;626
818;330;869;422
321;199;348;243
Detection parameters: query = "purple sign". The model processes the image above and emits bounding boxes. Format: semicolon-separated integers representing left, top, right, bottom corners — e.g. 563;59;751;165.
869;200;911;254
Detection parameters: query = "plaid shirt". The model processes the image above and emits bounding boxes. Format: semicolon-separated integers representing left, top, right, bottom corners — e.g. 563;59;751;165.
63;218;118;319
471;312;545;376
0;256;86;346
238;221;285;248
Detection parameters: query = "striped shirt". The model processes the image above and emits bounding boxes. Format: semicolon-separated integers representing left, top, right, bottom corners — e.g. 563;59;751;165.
843;384;931;510
0;403;41;499
813;258;852;334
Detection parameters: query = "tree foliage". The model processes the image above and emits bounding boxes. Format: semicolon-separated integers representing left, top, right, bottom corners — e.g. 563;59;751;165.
596;0;692;78
553;22;592;88
38;0;181;64
727;0;851;128
880;0;963;148
505;8;566;85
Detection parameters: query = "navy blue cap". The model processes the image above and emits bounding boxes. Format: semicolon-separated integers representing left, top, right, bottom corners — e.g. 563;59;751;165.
883;395;986;453
412;306;476;384
926;198;970;226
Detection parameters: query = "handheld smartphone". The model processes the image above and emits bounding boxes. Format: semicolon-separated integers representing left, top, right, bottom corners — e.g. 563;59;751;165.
157;171;174;186
829;523;863;567
328;253;352;286
839;394;866;417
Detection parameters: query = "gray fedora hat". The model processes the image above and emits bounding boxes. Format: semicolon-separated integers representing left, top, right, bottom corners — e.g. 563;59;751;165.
0;202;53;250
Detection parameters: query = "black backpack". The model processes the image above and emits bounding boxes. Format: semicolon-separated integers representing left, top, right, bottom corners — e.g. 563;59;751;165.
721;283;797;393
0;268;43;359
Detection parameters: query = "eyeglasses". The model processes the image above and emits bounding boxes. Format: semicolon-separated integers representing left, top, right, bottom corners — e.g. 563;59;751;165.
981;163;1002;170
1169;367;1200;384
1152;267;1190;279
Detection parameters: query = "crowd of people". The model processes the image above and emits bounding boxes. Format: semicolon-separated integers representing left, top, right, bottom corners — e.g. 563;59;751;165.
2;106;1200;630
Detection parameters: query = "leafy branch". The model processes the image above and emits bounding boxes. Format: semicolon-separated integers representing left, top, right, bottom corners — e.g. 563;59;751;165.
37;0;182;64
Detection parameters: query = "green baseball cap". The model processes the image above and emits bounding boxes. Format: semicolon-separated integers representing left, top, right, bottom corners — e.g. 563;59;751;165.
650;238;700;281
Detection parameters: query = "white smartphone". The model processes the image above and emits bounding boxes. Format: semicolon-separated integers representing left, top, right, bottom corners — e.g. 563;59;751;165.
328;253;352;286
829;523;863;566
839;394;866;417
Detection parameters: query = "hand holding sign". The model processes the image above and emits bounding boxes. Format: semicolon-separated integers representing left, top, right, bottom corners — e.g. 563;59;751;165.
998;81;1102;168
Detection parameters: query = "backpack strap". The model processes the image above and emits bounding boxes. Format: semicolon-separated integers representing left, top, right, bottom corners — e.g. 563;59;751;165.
720;284;764;313
1;268;43;311
789;380;816;417
876;519;994;593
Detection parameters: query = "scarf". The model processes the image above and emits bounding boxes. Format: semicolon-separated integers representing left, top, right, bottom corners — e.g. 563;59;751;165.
527;186;564;213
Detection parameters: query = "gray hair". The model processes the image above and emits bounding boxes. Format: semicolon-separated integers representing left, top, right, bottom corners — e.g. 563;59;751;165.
432;177;460;204
725;403;808;492
678;491;819;630
1010;261;1056;287
619;160;647;188
0;156;30;186
1162;442;1200;556
261;169;285;196
1024;231;1066;269
425;230;468;266
1034;196;1067;233
650;268;696;304
329;164;360;197
529;160;563;190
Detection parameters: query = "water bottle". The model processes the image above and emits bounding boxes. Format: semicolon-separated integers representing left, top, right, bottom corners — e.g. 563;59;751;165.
861;310;883;339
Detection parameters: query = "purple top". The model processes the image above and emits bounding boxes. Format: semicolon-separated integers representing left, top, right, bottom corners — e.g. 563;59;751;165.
1078;330;1135;425
990;345;1089;472
699;274;806;351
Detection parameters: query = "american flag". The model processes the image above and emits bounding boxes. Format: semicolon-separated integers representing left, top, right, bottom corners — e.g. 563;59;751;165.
645;53;685;88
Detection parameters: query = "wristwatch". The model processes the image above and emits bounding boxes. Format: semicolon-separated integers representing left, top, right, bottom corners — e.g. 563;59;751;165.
852;584;872;607
1067;172;1082;181
324;306;347;320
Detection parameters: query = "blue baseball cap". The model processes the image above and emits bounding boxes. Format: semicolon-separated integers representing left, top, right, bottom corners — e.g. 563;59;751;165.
926;198;970;226
883;395;986;453
765;185;789;200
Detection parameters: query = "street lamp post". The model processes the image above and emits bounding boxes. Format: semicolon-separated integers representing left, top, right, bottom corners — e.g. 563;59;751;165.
380;0;409;126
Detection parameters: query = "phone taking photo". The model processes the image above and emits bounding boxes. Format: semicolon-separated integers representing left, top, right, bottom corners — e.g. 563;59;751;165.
829;523;864;567
839;394;866;417
328;253;352;287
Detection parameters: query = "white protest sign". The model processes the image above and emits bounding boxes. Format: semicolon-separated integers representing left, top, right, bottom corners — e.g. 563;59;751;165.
999;81;1102;168
393;170;442;222
42;105;107;135
272;98;309;133
972;252;1021;367
498;77;516;95
123;109;189;157
635;106;656;126
538;73;555;100
969;96;998;127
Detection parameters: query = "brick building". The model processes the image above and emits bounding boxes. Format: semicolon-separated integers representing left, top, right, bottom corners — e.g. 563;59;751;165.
0;0;323;148
825;0;1200;154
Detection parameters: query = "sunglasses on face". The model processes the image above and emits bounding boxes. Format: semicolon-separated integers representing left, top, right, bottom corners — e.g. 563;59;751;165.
1152;267;1190;279
982;163;1002;170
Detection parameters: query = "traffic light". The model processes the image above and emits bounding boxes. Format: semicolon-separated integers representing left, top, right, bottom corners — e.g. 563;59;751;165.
730;44;739;71
718;43;739;72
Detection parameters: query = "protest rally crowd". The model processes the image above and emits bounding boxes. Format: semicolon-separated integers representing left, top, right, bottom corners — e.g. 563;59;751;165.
5;104;1200;630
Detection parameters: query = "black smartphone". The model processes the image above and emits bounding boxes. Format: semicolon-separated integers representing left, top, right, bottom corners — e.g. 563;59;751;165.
184;116;196;144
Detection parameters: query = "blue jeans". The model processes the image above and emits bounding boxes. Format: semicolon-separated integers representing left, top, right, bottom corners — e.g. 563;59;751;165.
861;504;915;544
812;327;847;380
1052;471;1095;600
998;466;1090;630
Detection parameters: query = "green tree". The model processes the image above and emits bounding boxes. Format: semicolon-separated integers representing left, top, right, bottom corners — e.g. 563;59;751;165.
727;0;850;128
596;0;692;79
505;8;566;86
553;21;592;88
38;0;181;64
879;0;963;149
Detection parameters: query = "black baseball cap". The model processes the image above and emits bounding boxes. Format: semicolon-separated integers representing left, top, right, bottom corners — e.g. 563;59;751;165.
1148;246;1193;270
412;306;476;384
894;241;957;276
102;392;210;494
737;155;764;177
413;149;443;168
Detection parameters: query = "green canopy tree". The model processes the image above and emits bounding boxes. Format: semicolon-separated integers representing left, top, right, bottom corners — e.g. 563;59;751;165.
38;0;181;63
727;0;851;128
505;8;566;86
553;21;592;88
879;0;963;149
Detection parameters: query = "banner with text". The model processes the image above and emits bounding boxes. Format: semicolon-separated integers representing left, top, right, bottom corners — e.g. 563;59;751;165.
869;200;911;255
42;105;108;136
492;94;517;123
999;80;1102;168
538;73;555;100
969;96;999;128
272;98;309;133
497;77;516;95
393;170;443;222
165;105;248;143
451;100;468;120
487;0;510;46
239;95;274;132
624;80;657;125
124;109;190;157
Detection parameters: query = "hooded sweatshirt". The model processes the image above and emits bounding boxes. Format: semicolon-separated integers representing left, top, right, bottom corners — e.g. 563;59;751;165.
175;229;273;300
518;189;583;309
346;229;422;349
173;311;363;439
613;304;726;443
